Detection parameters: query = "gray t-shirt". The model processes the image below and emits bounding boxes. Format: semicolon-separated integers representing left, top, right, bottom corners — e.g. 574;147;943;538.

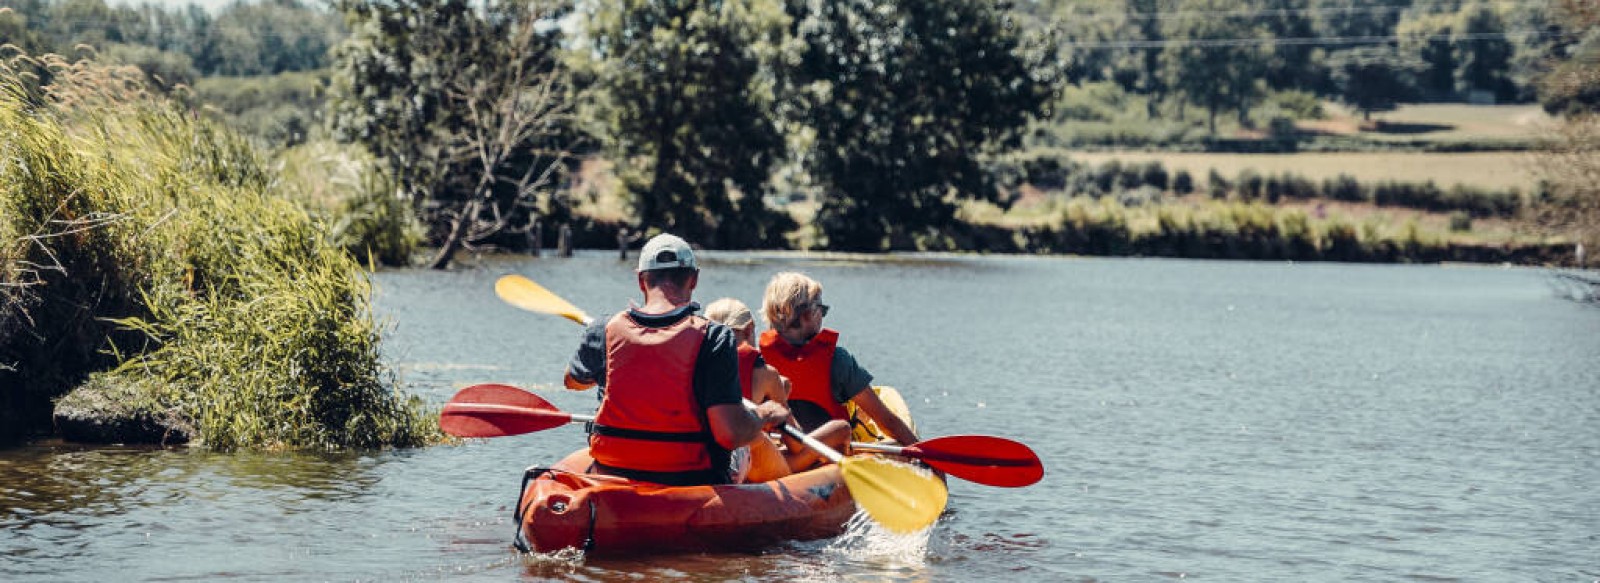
784;340;874;431
828;346;874;404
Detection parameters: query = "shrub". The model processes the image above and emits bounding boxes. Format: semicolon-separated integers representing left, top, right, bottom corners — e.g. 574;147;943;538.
1;54;437;449
1324;173;1366;202
1173;170;1195;195
195;70;330;148
1449;211;1474;231
1237;169;1264;201
1139;161;1169;192
1208;169;1230;199
1094;160;1123;193
1264;90;1325;119
273;141;423;267
1271;173;1309;200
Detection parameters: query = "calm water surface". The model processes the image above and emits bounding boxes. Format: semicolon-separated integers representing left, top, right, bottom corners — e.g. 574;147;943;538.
3;253;1597;581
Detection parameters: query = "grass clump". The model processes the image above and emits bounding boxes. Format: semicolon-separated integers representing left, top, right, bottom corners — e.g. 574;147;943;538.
0;53;438;450
271;140;423;268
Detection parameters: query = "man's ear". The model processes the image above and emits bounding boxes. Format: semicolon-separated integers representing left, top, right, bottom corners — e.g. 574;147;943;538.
637;272;648;294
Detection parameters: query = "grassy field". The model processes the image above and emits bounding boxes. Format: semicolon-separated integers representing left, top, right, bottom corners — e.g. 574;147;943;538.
1069;150;1540;191
1307;103;1555;142
1069;103;1548;191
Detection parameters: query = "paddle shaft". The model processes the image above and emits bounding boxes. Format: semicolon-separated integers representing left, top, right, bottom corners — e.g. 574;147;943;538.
851;441;1038;468
781;424;843;464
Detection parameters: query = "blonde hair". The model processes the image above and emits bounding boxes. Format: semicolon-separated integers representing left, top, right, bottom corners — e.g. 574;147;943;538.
704;297;754;330
762;271;822;331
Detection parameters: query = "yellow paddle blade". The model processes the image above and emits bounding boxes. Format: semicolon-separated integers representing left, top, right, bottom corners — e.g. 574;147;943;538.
494;275;591;325
840;455;948;533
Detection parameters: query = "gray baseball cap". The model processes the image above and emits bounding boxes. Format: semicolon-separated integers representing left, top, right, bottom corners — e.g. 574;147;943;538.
638;233;698;271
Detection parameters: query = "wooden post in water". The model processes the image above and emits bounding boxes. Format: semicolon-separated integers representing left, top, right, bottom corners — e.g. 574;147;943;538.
528;220;542;257
558;224;573;257
616;227;642;261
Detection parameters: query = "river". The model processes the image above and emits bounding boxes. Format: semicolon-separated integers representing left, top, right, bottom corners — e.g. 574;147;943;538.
3;252;1597;581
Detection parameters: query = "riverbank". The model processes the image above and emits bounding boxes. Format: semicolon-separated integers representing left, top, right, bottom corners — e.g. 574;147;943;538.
1;56;437;449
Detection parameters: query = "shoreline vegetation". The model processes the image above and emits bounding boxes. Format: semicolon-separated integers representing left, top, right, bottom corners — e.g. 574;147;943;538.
0;53;1578;450
4;0;1597;449
1;55;439;449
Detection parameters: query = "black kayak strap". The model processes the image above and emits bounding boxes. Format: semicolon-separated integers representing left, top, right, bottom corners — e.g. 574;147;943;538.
590;423;713;443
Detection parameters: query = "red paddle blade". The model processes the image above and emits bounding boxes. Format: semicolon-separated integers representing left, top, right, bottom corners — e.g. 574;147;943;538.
439;383;574;438
904;434;1044;488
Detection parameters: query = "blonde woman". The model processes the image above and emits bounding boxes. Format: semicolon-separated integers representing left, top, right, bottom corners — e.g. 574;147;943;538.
705;297;848;477
760;272;920;446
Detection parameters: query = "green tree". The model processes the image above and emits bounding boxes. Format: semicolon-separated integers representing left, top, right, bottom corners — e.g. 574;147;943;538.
1312;0;1404;40
1125;0;1167;116
1453;2;1515;102
580;0;795;248
1160;0;1272;134
1035;0;1167;102
1538;36;1600;117
786;0;1058;251
206;0;345;76
1537;0;1599;116
1531;0;1600;261
1259;0;1322;92
1397;12;1459;100
0;6;50;57
330;0;581;268
39;0;127;49
1328;46;1422;120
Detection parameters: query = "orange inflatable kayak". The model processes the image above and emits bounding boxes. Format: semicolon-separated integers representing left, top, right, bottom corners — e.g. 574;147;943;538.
512;448;857;556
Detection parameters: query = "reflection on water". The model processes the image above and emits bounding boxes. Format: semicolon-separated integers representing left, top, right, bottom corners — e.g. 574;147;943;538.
0;442;389;579
2;253;1597;580
0;443;381;521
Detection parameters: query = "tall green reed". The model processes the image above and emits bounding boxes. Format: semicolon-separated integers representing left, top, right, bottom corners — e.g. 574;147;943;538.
1;53;437;449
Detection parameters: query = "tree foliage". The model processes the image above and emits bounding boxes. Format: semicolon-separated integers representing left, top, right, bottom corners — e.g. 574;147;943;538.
1397;12;1459;101
1537;0;1600;117
580;0;795;248
18;0;342;78
330;0;582;268
1160;0;1273;134
200;0;346;76
1257;0;1321;92
1530;0;1600;260
1329;46;1422;120
1452;3;1515;102
787;0;1058;250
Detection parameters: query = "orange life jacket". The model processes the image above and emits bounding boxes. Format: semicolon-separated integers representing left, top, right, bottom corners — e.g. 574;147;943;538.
736;341;760;401
590;311;717;479
758;328;846;422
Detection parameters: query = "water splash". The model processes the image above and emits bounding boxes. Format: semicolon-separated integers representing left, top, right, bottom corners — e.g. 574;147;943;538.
516;545;584;577
824;509;936;571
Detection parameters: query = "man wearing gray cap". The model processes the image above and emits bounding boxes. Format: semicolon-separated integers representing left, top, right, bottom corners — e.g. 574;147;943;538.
562;234;791;485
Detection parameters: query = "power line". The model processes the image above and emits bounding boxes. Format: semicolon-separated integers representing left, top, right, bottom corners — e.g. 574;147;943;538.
1050;0;1552;24
1057;29;1572;50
